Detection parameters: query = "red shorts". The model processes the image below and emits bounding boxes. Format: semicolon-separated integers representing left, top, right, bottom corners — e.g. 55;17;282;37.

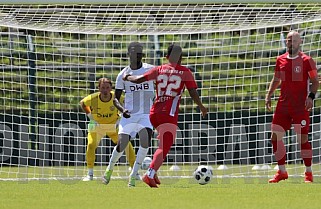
150;112;178;127
149;113;178;140
272;107;310;134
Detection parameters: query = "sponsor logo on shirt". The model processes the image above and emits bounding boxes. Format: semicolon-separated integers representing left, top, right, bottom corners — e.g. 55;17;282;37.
129;83;150;91
97;113;114;118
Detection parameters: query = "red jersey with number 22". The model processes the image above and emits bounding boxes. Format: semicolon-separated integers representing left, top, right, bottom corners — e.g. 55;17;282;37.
143;63;198;118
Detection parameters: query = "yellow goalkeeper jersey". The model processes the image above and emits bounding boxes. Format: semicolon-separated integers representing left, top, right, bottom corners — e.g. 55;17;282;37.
81;91;123;125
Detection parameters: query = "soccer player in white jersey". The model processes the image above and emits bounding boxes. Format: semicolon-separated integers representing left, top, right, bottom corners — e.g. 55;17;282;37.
102;42;154;187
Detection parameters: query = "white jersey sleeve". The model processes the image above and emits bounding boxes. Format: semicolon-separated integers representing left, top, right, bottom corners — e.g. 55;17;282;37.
115;67;128;90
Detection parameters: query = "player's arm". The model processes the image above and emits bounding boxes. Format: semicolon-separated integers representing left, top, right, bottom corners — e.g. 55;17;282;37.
79;98;94;120
124;66;158;83
123;74;146;84
184;69;207;118
80;97;98;131
265;74;281;111
305;69;319;111
188;88;208;118
266;58;282;111
308;70;319;95
113;89;130;118
80;100;90;114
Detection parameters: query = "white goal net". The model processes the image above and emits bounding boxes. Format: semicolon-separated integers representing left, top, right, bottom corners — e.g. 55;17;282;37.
1;3;321;182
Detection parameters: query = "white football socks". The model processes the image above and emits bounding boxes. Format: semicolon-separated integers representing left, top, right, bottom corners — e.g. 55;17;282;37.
130;146;148;177
107;146;124;171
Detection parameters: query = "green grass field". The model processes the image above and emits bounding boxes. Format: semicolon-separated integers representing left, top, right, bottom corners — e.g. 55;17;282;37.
1;175;320;209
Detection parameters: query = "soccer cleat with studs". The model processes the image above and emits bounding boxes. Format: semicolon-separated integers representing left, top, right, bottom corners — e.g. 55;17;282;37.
268;170;288;183
128;176;136;187
142;174;158;188
102;169;113;185
154;173;161;185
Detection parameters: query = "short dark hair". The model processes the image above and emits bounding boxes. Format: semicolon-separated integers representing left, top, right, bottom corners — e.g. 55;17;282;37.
98;77;112;88
127;42;143;53
167;44;182;63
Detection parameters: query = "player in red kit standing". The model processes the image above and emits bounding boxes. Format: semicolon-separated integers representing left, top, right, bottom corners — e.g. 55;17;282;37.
124;44;208;187
265;31;319;183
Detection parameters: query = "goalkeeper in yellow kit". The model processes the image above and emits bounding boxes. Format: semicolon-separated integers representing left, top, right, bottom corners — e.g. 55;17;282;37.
80;77;136;181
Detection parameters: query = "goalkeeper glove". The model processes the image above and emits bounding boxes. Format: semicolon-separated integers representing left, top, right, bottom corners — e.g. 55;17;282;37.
87;113;98;132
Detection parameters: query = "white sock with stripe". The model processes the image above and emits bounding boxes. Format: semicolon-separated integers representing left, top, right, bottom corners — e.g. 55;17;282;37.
107;146;123;171
130;146;148;177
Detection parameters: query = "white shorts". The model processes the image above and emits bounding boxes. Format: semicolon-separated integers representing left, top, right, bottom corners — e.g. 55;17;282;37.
118;114;153;137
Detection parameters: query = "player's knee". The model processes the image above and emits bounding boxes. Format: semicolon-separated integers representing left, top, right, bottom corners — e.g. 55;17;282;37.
117;141;129;152
140;143;149;149
138;127;153;139
271;124;286;133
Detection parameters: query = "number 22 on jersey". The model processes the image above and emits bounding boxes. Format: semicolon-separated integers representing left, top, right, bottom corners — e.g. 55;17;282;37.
157;74;182;97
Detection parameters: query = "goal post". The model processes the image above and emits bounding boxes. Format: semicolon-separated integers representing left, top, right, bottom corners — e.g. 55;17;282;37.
0;3;321;181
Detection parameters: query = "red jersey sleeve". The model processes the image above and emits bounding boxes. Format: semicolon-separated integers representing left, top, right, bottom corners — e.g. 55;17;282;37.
184;69;198;90
307;57;318;79
143;66;158;81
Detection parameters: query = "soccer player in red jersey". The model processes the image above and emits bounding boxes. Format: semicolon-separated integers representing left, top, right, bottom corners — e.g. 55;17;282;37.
124;44;208;187
265;31;319;183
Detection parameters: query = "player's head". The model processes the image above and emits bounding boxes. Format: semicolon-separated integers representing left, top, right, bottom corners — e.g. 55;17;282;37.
98;78;112;96
166;44;182;65
127;42;144;68
286;31;302;56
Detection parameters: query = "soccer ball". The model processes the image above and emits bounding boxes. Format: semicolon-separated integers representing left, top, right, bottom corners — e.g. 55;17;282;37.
193;165;213;185
141;157;152;170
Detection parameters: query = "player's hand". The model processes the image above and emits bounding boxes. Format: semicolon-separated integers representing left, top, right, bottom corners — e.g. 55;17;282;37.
123;74;131;81
200;105;208;118
122;109;131;118
86;113;99;131
88;120;98;132
265;95;272;111
305;97;313;111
